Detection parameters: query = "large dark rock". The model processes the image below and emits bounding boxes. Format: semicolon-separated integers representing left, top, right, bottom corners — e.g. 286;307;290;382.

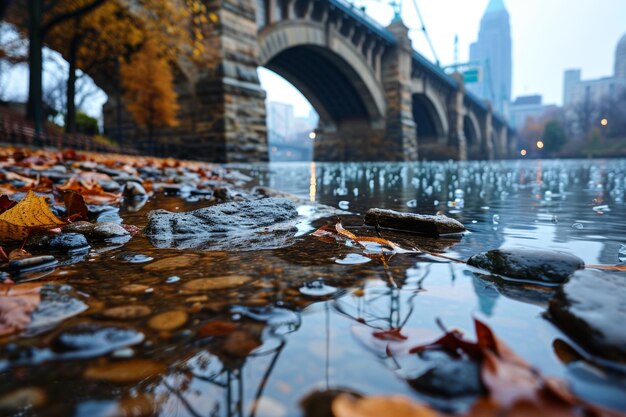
144;198;299;250
364;208;465;236
27;233;89;252
467;248;584;284
548;269;626;362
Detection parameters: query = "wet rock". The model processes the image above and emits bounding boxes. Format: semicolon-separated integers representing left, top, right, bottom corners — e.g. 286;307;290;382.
26;285;89;335
143;254;199;272
114;252;153;264
548;269;626;362
52;323;144;359
27;233;89;252
121;284;151;294
364;208;465;236
88;222;130;239
98;179;122;192
148;310;188;331
467;248;584;284
7;256;57;273
62;221;95;235
213;186;231;201
102;305;152;320
144;198;299;250
123;181;148;200
183;275;252;291
84;359;165;383
0;387;46;412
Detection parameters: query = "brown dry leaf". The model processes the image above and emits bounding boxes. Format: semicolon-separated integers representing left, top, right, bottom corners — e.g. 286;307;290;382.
586;264;626;271
333;395;439;417
0;195;16;214
407;319;626;417
57;176;121;205
62;191;88;221
313;222;419;255
0;191;66;241
0;283;42;337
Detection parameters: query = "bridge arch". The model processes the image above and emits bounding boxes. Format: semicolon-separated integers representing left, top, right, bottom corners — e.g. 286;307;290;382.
464;111;484;159
411;92;448;142
258;21;386;128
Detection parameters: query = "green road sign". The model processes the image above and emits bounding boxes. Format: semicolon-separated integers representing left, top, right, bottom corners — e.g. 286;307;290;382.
463;68;481;84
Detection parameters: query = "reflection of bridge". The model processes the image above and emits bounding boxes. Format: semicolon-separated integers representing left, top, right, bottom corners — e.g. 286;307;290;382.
104;0;513;162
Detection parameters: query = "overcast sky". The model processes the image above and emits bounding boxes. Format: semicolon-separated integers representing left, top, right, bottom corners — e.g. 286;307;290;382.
261;0;626;116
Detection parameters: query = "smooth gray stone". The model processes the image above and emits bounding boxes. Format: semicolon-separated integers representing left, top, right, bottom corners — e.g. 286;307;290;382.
144;198;299;250
467;248;584;284
364;208;465;236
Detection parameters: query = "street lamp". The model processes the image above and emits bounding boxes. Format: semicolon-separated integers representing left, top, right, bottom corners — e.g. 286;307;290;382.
536;140;544;149
600;118;608;126
520;149;527;156
309;131;316;140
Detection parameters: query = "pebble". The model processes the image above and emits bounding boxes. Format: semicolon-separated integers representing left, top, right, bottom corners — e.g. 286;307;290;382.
83;359;165;383
62;221;95;235
467;248;584;284
102;305;152;320
121;284;151;294
0;387;46;412
88;222;130;239
148;310;188;331
183;275;252;291
143;254;199;272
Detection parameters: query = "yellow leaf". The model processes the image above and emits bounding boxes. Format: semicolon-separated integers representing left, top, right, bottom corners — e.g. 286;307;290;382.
0;192;66;241
332;395;438;417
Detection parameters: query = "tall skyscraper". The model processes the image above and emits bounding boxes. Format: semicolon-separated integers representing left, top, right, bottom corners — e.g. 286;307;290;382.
468;0;512;117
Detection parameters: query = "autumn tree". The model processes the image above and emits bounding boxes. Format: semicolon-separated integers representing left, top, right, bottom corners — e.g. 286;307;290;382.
46;1;143;133
120;39;179;153
542;120;567;154
23;0;107;134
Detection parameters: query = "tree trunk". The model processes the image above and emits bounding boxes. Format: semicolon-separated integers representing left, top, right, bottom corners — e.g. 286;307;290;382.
26;0;43;135
65;33;80;134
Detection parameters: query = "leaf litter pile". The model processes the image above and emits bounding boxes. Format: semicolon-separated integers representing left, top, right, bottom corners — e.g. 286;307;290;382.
0;146;624;416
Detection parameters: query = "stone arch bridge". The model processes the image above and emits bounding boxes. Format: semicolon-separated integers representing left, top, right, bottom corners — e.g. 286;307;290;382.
104;0;514;162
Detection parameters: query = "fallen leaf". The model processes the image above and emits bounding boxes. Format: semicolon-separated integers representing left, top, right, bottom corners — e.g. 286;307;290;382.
8;249;32;261
198;320;237;337
0;196;16;214
333;395;438;417
313;221;419;255
62;191;88;221
57;176;121;205
0;283;42;336
0;191;66;241
586;264;626;271
83;359;165;383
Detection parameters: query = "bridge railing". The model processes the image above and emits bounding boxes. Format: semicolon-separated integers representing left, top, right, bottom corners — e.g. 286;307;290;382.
0;107;138;155
329;0;395;43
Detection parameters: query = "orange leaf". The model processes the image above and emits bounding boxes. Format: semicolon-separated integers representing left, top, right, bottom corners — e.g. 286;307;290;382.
0;283;42;337
0;191;66;241
586;264;626;271
62;191;89;221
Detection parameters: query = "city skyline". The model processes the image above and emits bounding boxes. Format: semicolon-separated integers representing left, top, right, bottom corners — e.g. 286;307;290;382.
261;0;626;117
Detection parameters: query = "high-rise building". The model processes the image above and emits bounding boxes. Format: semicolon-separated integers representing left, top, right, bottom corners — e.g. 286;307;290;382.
468;0;512;117
563;33;626;107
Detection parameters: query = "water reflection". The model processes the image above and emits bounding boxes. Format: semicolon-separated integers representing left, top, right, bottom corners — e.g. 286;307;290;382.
2;160;626;416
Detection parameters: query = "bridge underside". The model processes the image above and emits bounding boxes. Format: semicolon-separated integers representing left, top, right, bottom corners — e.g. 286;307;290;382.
99;0;510;162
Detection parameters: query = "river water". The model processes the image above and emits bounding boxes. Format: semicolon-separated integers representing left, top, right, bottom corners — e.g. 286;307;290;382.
2;159;626;416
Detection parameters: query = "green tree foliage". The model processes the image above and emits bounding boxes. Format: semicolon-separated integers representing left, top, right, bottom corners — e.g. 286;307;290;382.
542;120;567;154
